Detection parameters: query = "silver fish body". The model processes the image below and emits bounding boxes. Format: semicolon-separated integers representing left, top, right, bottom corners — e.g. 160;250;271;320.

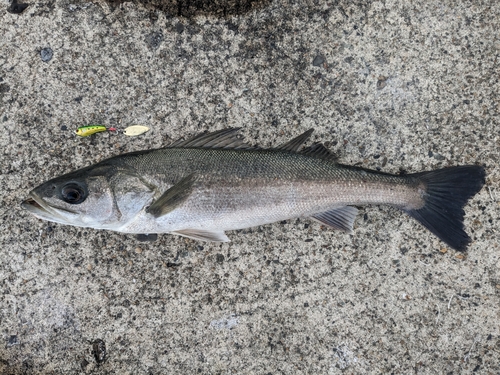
21;128;485;251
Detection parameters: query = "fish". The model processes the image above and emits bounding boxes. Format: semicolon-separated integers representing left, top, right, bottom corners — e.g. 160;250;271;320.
21;128;486;251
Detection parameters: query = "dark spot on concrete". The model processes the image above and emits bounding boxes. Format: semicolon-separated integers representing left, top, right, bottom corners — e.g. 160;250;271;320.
377;76;387;90
60;125;68;131
136;233;158;242
433;153;445;161
21;359;33;371
149;10;158;22
305;238;313;242
80;358;89;369
175;22;184;33
92;339;106;364
226;21;239;33
216;253;224;263
0;84;10;103
312;54;325;67
7;0;29;14
103;0;271;18
7;335;19;346
40;48;53;62
0;84;10;93
145;31;164;49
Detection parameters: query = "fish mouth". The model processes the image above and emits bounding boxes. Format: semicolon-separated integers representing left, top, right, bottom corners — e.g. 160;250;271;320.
22;197;42;209
21;192;77;223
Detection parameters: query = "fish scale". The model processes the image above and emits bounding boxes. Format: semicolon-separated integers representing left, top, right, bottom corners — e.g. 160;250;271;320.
126;147;414;203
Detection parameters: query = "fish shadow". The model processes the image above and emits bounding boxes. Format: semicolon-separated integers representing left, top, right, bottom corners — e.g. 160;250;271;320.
102;0;272;17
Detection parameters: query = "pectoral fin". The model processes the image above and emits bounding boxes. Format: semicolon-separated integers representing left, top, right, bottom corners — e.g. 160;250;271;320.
172;229;230;242
311;206;358;233
146;174;197;218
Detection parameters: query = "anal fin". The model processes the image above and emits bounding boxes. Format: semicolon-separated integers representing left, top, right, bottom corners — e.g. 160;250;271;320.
172;229;230;242
311;206;358;233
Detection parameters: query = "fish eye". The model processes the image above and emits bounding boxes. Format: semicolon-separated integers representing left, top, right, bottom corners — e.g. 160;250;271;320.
61;183;87;204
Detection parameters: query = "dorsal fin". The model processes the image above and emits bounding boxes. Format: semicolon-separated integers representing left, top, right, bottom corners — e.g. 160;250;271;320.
275;129;314;152
168;128;256;150
301;143;338;161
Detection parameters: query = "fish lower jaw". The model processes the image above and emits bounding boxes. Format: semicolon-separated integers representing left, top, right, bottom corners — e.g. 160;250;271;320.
23;197;42;209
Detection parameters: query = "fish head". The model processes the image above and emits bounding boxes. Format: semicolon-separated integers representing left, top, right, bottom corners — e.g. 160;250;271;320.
21;163;155;230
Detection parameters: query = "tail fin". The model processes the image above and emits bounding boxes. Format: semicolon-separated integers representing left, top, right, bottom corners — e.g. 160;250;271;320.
404;165;486;251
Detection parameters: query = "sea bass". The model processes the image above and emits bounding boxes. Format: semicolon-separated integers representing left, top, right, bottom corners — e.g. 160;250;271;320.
21;128;485;251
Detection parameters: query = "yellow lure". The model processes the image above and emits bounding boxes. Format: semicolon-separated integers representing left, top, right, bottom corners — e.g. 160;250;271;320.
76;125;107;137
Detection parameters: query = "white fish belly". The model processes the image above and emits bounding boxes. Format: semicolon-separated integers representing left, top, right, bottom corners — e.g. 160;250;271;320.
116;177;419;234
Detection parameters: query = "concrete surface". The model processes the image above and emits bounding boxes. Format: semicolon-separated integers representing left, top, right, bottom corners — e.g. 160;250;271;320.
1;0;499;373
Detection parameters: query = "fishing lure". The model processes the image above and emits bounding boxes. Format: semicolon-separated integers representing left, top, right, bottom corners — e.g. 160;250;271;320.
75;125;149;137
123;125;150;136
75;125;109;137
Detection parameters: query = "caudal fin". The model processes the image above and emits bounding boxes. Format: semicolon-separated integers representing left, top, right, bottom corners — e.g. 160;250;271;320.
404;165;486;251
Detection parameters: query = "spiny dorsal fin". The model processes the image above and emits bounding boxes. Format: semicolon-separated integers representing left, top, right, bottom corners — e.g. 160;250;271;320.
301;142;338;161
311;206;358;232
169;128;256;150
146;174;197;218
275;129;314;152
172;229;230;242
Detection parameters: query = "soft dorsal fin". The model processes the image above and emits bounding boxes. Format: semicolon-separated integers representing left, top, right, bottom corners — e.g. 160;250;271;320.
275;129;314;152
172;229;230;242
311;206;358;232
301;143;338;161
169;128;256;150
146;174;197;218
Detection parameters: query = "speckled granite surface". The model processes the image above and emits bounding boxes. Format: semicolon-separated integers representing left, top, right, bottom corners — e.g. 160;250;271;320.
1;0;499;373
